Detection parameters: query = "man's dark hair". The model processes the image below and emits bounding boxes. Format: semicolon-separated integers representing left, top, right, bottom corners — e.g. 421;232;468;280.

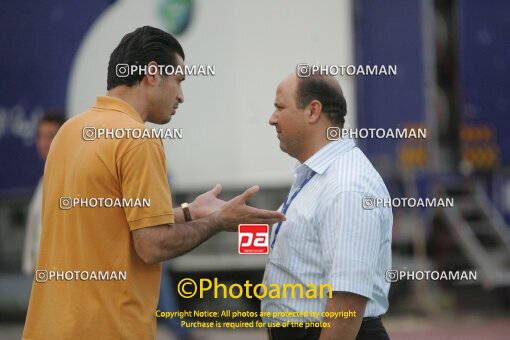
39;111;66;128
107;26;185;90
295;76;347;127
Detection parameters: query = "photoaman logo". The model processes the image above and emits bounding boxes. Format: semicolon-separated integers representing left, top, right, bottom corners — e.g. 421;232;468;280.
238;224;269;254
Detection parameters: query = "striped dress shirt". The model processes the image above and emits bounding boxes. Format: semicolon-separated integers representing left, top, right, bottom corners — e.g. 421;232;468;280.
261;137;393;322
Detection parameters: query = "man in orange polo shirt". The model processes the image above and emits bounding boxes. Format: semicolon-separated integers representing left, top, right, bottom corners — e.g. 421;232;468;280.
23;26;284;339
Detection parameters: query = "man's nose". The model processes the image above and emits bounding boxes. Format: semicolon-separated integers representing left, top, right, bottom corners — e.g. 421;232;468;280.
177;89;184;104
269;111;278;126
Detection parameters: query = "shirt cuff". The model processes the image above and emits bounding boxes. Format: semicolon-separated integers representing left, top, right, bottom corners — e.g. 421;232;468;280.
328;275;373;299
128;213;175;230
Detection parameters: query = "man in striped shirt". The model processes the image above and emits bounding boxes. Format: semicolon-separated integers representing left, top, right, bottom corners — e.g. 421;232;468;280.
262;73;392;340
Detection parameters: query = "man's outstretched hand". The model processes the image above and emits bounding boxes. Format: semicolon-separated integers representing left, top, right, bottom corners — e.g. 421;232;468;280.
216;185;285;231
190;184;225;220
190;184;285;230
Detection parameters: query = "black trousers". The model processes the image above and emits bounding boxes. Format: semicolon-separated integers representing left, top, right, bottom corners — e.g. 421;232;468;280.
267;317;390;340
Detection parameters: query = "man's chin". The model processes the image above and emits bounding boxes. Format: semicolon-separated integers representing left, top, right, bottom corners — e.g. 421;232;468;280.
279;141;287;153
148;116;172;125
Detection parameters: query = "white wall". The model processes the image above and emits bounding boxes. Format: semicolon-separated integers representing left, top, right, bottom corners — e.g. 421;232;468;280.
68;0;356;193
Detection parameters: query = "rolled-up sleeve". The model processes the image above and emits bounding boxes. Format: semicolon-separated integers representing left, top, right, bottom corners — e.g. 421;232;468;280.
319;191;381;298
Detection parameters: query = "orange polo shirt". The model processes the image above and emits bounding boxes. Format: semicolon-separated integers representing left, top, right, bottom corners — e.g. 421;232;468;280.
23;96;174;339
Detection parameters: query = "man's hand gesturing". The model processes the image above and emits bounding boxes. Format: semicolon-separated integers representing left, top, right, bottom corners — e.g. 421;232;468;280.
216;185;285;231
190;184;226;220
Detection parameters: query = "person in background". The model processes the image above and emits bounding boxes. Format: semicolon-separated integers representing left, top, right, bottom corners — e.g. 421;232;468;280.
22;112;66;275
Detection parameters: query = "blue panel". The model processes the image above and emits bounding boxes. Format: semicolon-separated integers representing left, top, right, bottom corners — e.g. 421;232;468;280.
0;0;113;196
355;0;426;157
458;0;510;166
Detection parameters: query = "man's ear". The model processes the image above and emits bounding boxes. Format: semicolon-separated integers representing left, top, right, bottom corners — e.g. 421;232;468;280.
143;61;159;87
308;100;322;124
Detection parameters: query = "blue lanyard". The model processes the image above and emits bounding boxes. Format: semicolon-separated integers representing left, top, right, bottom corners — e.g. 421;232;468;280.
270;171;317;249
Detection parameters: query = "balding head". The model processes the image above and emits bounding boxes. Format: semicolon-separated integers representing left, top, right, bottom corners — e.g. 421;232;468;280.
270;73;347;162
295;74;347;127
275;74;299;106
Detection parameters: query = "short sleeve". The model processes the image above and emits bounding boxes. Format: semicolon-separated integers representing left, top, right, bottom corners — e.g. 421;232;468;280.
118;140;174;230
319;191;381;298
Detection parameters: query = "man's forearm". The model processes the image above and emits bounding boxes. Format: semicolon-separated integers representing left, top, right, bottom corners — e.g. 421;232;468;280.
134;185;285;264
156;212;222;260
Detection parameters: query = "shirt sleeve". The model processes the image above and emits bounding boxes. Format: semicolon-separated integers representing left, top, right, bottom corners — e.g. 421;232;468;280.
118;140;174;230
319;191;381;298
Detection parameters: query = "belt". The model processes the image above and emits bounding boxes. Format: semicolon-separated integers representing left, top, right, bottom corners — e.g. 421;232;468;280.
267;316;381;340
362;316;380;323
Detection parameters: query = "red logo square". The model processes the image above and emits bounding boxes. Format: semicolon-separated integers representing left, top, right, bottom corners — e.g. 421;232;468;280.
238;224;269;254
